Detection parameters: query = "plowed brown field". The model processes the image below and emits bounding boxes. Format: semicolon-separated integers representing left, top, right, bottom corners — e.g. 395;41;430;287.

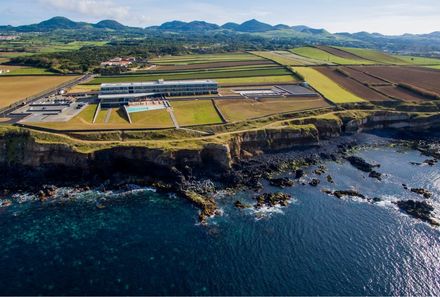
355;66;440;94
314;66;391;102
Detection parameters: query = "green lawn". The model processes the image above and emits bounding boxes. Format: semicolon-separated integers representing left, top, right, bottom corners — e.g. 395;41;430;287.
87;68;291;85
171;100;223;126
293;67;366;104
129;109;174;128
334;47;407;64
291;47;373;65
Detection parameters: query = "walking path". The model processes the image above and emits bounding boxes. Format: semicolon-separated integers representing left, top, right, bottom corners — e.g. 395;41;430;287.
104;109;112;123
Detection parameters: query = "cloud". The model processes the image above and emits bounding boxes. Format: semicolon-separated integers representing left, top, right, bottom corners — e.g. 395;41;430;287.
40;0;130;20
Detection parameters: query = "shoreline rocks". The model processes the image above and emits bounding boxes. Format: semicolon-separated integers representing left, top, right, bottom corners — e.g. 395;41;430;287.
255;192;292;209
396;200;439;226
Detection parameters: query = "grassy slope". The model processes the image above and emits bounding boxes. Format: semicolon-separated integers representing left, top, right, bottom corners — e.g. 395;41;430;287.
291;47;374;65
171;100;223;126
293;67;366;104
334;47;407;64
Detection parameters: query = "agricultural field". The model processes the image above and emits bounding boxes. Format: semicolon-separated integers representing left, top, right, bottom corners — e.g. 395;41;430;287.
68;84;100;93
290;47;373;65
87;67;292;85
394;55;440;65
292;67;365;104
215;75;296;86
251;51;323;66
316;46;372;62
154;60;276;71
372;86;428;103
0;65;56;75
355;66;440;94
0;75;78;109
216;97;330;122
335;66;389;85
314;66;390;102
334;47;407;64
150;53;263;66
170;100;223;126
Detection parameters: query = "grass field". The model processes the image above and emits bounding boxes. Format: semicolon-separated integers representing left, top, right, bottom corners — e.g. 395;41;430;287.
171;100;223;126
150;53;263;65
216;98;331;122
394;55;440;65
252;51;323;66
427;65;440;70
293;67;366;104
0;65;56;75
87;68;291;85
334;47;407;64
0;75;78;109
291;47;374;65
216;75;296;86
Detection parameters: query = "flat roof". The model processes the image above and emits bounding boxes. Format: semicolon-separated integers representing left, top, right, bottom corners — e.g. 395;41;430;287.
98;93;156;99
101;79;217;88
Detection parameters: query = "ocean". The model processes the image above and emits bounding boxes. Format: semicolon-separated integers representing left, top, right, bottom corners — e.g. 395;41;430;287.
0;136;439;295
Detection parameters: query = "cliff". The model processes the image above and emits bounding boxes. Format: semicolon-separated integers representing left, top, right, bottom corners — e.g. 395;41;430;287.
1;110;440;188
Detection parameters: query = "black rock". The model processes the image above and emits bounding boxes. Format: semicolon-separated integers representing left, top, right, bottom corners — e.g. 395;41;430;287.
333;190;366;199
410;188;432;199
345;156;378;172
396;200;439;226
295;169;305;179
309;179;320;187
326;175;334;183
269;177;294;188
369;171;382;181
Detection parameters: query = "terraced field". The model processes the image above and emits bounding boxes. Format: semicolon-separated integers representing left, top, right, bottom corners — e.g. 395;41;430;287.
0;75;78;109
216;97;331;122
293;67;365;104
171;100;222;126
334;47;407;64
154;60;276;71
291;47;373;65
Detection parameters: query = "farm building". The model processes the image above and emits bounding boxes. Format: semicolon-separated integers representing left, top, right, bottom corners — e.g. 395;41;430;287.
99;79;218;107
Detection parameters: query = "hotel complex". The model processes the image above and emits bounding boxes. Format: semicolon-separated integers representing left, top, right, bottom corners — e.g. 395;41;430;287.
99;79;218;107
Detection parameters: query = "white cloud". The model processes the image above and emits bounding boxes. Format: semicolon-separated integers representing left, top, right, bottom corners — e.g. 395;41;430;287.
40;0;130;20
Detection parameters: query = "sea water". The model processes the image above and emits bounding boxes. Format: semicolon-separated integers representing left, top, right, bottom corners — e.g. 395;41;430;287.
0;137;439;295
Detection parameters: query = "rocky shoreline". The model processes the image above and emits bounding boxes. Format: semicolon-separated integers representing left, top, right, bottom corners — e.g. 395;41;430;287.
1;110;440;225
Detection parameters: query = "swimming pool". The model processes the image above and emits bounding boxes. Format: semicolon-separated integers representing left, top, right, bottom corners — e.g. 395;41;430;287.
126;105;166;113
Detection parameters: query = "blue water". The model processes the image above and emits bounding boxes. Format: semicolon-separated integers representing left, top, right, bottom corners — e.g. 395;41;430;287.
126;105;165;113
0;145;439;295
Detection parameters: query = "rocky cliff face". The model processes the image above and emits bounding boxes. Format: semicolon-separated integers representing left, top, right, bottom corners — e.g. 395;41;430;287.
1;111;440;188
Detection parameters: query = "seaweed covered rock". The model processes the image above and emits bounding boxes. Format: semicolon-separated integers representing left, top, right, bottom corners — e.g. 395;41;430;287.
269;177;295;188
182;191;218;224
255;192;291;209
234;200;251;209
410;188;432;199
396;200;439;226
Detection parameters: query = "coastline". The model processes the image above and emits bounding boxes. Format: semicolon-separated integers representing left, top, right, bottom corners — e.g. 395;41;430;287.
1;110;440;224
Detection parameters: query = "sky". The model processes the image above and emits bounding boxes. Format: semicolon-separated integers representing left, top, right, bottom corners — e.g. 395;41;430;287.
1;0;439;35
